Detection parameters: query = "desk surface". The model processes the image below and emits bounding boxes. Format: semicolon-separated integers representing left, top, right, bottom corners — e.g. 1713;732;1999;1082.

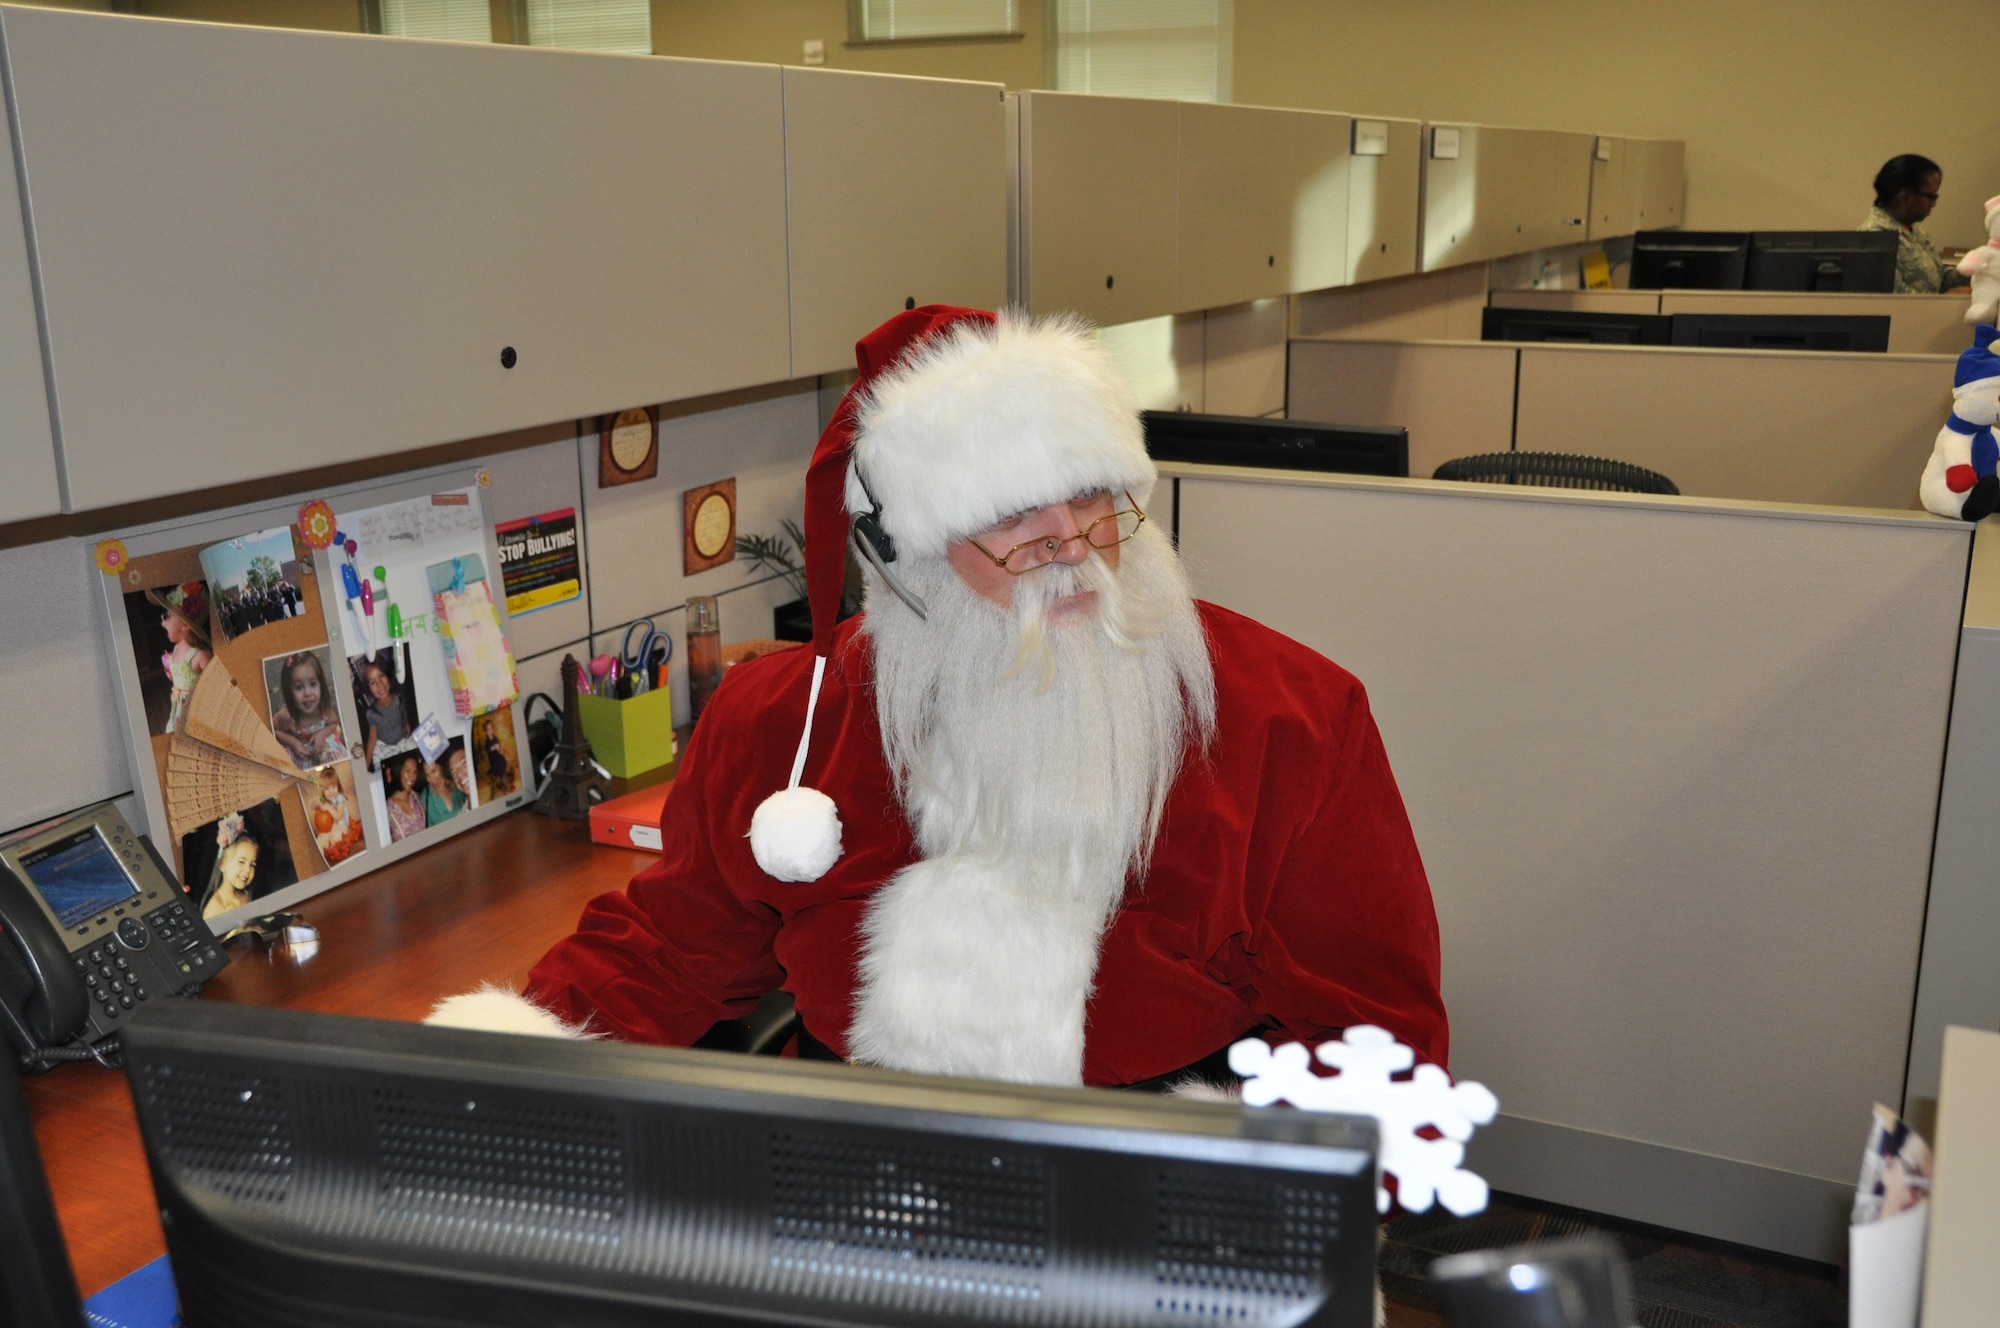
24;805;650;1298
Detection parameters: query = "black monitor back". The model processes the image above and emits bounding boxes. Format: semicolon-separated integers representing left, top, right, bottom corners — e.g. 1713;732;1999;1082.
1668;313;1891;353
1629;230;1749;289
122;1002;1379;1328
1143;410;1407;477
1481;306;1672;346
1745;230;1899;293
0;1064;86;1328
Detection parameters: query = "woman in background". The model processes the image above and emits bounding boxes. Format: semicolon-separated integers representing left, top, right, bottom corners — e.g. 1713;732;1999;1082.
1863;154;1970;294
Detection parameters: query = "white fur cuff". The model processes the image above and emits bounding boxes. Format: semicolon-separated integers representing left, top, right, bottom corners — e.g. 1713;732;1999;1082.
425;984;595;1039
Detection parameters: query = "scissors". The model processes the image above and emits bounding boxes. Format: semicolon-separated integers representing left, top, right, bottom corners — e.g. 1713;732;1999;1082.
620;618;673;696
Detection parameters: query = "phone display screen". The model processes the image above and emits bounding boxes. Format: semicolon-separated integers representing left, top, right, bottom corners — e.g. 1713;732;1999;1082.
17;827;141;929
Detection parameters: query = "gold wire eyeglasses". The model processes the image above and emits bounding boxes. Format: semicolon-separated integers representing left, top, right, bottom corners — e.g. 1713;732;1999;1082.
963;492;1147;575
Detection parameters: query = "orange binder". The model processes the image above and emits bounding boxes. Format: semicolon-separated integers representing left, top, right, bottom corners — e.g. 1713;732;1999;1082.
588;780;672;852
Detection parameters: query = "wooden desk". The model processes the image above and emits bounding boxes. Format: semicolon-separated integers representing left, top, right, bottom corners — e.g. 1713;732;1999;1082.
23;807;650;1297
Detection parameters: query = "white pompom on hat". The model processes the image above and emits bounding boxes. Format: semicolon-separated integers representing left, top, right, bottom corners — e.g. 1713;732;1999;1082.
745;306;1159;883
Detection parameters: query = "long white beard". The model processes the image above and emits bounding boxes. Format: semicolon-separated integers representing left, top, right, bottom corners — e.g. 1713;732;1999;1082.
848;525;1216;1084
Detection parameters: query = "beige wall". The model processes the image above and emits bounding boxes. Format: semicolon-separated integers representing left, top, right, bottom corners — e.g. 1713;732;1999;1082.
651;0;1046;89
1234;0;1997;249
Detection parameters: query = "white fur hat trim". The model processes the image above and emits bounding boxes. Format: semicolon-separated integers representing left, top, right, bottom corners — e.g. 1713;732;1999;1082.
750;785;844;882
844;312;1157;562
425;984;595;1038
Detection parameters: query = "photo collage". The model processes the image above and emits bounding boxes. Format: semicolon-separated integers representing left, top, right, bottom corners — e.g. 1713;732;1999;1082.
115;524;345;925
330;489;524;847
107;484;528;929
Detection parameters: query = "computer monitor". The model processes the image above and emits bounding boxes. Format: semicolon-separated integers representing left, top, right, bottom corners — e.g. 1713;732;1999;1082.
1480;307;1673;346
1667;313;1891;353
0;1063;85;1328
1745;230;1898;293
1628;230;1750;290
1142;410;1408;478
122;1002;1380;1328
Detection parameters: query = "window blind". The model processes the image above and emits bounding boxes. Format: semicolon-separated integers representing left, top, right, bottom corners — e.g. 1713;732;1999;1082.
1052;0;1231;102
850;0;1018;41
524;0;652;54
378;0;494;43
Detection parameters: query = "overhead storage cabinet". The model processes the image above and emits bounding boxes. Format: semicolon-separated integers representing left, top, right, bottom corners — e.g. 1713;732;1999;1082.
1013;91;1178;326
1421;124;1594;271
1634;138;1686;230
785;68;1008;378
0;66;59;524
1346;116;1421;285
0;6;791;511
1176;101;1350;312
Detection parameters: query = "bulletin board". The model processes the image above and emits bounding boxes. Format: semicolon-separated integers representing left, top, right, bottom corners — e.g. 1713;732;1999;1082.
94;466;535;933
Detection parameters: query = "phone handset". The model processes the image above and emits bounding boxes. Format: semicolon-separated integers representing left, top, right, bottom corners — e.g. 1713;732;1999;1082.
0;870;89;1058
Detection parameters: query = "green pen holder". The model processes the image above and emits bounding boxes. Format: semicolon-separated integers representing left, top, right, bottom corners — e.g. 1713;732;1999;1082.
576;685;677;779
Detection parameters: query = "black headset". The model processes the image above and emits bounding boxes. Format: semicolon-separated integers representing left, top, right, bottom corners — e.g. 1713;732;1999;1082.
849;466;929;620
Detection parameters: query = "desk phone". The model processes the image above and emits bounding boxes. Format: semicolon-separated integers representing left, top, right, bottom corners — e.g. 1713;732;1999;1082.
0;804;227;1065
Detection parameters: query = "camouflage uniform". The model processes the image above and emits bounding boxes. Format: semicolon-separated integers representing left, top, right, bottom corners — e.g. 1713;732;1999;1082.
1863;205;1970;294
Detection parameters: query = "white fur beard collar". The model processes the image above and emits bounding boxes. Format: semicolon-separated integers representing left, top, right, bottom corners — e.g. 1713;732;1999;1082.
847;854;1111;1085
846;531;1216;1087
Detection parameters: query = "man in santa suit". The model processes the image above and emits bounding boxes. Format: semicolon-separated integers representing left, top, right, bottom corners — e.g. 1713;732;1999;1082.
434;305;1446;1089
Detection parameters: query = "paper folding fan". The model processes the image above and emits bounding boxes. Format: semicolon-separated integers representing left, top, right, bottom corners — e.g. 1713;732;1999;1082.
163;735;300;839
182;658;296;776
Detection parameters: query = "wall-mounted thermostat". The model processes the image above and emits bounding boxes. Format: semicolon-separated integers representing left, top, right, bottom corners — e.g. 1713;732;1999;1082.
1430;127;1460;160
1352;120;1390;157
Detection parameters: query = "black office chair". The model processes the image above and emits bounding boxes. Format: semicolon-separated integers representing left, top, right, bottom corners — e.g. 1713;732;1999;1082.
1432;451;1679;495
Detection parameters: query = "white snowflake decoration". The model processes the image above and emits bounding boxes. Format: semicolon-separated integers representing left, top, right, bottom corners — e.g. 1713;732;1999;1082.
1229;1026;1498;1218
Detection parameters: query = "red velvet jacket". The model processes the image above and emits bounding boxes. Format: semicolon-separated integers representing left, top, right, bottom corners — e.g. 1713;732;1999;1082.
527;602;1447;1085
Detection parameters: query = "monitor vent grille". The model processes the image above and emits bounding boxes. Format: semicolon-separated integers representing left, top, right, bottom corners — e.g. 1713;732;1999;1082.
1154;1172;1336;1322
767;1129;1049;1315
372;1089;628;1256
138;1064;293;1206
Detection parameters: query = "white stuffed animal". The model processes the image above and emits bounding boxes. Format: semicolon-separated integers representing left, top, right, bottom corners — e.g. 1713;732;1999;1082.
1958;195;2000;324
1920;325;2000;521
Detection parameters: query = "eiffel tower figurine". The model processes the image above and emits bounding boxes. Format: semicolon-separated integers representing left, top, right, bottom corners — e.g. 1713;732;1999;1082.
535;653;609;820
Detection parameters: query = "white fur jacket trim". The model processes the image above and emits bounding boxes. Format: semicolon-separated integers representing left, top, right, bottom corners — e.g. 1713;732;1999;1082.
426;984;596;1039
846;855;1111;1087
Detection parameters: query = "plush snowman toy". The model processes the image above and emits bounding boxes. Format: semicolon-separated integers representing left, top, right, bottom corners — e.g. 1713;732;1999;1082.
1920;325;2000;521
1959;196;2000;325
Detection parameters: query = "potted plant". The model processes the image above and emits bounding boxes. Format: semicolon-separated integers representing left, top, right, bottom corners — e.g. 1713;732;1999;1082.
736;519;812;642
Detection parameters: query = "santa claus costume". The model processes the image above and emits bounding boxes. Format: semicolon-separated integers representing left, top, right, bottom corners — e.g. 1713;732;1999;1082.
437;306;1446;1089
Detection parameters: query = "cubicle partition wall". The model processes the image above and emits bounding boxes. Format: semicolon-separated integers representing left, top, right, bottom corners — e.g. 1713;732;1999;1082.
0;59;58;525
1491;288;1974;356
1290;337;1951;509
1169;465;1971;1261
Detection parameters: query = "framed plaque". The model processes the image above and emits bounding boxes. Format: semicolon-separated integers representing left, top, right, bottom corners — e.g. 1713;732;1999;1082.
682;478;737;576
598;406;659;488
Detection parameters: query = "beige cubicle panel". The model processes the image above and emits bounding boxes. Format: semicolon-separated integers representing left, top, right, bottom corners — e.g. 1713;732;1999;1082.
784;68;1008;379
1632;137;1685;229
1013;90;1178;326
1661;290;1973;357
1489;289;1662;314
1346;116;1422;285
1287;339;1513;477
1421;123;1593;271
1176;101;1349;314
1;6;792;512
1514;344;1949;508
1292;266;1488;343
1922;1027;2000;1327
0;73;59;524
1170;467;1969;1260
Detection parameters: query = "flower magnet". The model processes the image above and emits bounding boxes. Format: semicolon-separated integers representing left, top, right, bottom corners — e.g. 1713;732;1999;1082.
296;499;338;551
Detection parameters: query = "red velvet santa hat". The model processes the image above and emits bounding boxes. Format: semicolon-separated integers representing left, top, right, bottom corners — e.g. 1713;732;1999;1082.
747;305;1158;882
